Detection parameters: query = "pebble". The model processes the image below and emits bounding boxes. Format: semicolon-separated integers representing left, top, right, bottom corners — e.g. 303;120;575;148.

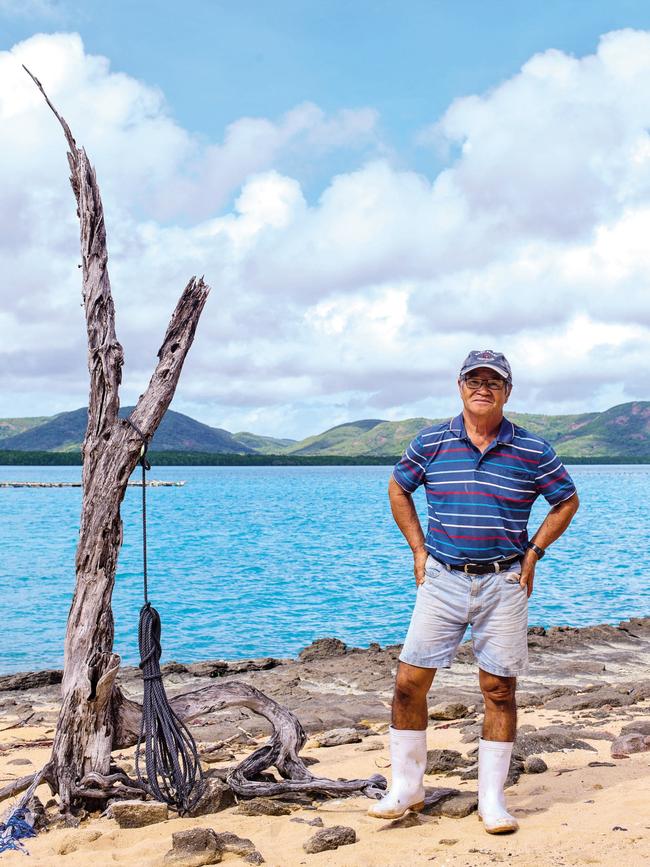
524;756;548;774
109;800;168;828
235;798;292;817
303;825;357;854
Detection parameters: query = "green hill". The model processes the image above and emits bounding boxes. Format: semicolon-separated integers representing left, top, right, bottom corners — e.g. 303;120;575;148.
0;416;49;440
0;407;253;455
279;402;650;457
234;432;297;453
1;401;648;459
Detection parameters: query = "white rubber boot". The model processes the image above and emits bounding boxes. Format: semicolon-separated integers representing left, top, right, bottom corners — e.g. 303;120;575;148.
478;738;519;833
367;727;426;819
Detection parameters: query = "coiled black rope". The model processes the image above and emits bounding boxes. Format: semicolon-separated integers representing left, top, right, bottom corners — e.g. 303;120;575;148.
126;418;205;814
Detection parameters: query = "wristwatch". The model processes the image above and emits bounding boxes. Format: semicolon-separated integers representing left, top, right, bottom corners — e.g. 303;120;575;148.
526;541;545;559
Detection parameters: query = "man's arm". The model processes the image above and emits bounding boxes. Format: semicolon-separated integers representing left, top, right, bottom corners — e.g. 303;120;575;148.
519;492;580;597
389;476;428;587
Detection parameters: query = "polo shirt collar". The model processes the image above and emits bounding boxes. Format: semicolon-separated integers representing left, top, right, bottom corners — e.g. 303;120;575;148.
449;413;515;445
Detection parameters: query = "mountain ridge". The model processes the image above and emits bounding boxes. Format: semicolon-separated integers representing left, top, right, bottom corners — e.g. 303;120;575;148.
1;401;649;458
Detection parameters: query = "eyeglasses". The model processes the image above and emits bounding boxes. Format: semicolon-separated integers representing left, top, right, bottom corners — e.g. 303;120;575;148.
462;376;507;392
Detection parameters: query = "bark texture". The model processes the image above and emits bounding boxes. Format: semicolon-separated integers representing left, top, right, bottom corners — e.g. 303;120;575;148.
25;67;210;811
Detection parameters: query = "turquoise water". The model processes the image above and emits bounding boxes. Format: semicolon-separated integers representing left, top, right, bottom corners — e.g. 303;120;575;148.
1;465;648;674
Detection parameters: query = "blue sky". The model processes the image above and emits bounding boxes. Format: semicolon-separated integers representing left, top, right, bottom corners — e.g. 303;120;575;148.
6;1;650;186
1;2;650;436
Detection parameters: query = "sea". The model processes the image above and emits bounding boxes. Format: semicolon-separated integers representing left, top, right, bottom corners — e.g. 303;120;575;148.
1;464;648;674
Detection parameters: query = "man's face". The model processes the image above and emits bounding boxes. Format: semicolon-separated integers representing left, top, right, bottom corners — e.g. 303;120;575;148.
458;366;511;417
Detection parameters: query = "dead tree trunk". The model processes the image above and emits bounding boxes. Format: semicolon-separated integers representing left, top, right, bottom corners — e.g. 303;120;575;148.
25;68;209;811
19;69;386;816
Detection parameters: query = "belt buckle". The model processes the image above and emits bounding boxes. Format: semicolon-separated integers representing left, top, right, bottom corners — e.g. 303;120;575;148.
494;561;501;573
463;564;472;574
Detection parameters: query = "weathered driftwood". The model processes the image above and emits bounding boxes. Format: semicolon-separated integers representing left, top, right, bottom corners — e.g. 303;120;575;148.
24;67;209;812
19;67;384;815
115;681;387;799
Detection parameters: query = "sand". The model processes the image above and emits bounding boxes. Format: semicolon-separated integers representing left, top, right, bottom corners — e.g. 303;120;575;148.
1;701;649;867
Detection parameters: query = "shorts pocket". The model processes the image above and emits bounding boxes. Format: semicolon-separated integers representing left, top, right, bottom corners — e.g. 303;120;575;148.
424;557;444;580
502;570;522;586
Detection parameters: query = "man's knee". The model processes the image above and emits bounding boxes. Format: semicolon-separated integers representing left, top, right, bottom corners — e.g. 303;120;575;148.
480;671;516;706
393;662;435;705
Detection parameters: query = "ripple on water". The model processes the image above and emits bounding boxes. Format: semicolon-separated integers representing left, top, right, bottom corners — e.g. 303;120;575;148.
0;464;648;672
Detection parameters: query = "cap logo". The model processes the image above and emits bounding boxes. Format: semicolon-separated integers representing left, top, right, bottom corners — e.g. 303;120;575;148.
478;351;494;359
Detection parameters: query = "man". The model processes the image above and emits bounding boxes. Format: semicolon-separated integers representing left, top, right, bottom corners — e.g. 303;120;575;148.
368;350;579;833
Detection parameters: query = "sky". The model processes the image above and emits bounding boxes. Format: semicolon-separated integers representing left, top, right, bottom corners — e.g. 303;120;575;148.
1;1;650;439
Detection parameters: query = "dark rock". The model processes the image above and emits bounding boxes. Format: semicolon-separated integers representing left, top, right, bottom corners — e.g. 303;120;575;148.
199;749;236;765
299;638;348;662
191;778;236;816
213;832;260;859
291;817;325;828
161;661;190;675
315;727;362;747
109;799;168;828
428;702;469;720
244;853;265;865
610;732;650;758
524;757;548;774
425;749;473;775
620;719;650;736
527;626;546;636
631;683;650;701
421;787;461;812
517;693;544;708
0;669;63;692
588;761;615;768
439;838;460;845
303;825;356;854
378;812;423;829
164;828;221;866
235;798;292;816
188;658;281;679
187;661;229;679
544;688;635;712
430;793;478;818
271;792;315;807
460;724;482;744
514;727;597;757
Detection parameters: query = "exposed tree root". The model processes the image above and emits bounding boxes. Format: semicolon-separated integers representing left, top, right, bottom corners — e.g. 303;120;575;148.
116;680;387;802
0;765;52;803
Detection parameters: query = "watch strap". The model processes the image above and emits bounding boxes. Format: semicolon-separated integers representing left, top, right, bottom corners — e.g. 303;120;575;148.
527;541;545;559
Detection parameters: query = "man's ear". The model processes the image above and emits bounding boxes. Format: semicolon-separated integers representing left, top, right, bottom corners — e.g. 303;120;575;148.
504;383;512;404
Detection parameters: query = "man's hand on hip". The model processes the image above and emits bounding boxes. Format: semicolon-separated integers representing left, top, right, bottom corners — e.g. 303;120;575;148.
519;549;537;598
413;547;428;587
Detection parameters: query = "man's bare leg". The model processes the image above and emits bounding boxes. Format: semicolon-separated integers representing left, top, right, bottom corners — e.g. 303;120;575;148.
478;668;518;833
391;661;437;728
479;669;517;740
368;662;436;818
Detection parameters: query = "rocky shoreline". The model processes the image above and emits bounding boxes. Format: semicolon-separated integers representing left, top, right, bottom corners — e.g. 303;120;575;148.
3;616;649;739
1;617;649;866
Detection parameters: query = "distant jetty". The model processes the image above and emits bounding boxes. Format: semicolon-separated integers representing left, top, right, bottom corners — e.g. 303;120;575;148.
1;480;185;488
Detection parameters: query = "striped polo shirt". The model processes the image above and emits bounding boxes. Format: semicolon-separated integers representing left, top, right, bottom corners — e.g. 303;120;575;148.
393;413;577;565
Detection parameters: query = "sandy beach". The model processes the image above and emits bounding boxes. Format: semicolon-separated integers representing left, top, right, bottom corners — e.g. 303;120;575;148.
1;619;649;866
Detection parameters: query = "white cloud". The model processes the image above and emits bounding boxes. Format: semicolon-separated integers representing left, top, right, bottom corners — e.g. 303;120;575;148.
1;29;649;438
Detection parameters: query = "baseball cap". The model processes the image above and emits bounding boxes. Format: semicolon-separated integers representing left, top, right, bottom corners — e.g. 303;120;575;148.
460;350;512;383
